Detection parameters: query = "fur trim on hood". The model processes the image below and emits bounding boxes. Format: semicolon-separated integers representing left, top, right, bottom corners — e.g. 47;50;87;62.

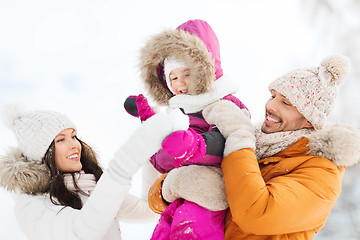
307;123;360;167
139;28;216;105
0;148;50;194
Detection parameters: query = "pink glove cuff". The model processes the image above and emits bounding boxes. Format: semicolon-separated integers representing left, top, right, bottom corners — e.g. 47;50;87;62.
136;94;155;121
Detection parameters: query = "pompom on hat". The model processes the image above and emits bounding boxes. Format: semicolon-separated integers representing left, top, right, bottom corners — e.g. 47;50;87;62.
163;56;189;94
269;55;351;130
1;104;76;162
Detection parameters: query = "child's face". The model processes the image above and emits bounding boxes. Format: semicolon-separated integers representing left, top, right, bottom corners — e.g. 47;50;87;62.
169;68;191;95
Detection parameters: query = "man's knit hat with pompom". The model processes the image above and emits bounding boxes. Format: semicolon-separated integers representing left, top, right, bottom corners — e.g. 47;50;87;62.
269;55;351;130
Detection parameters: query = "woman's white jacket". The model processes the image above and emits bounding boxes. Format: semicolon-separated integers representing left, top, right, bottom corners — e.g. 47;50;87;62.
11;159;158;240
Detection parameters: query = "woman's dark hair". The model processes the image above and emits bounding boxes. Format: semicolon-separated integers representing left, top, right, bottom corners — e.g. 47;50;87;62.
42;137;103;210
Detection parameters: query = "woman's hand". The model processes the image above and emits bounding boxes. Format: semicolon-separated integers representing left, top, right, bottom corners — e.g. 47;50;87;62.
109;108;189;182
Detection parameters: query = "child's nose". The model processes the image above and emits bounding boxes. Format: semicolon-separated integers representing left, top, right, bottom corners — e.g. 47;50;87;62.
179;78;186;86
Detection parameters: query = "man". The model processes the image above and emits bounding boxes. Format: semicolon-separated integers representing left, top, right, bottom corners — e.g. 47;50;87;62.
148;55;360;239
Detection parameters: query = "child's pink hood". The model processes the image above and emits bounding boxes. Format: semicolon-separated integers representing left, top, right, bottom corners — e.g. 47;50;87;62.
139;19;223;105
177;20;223;80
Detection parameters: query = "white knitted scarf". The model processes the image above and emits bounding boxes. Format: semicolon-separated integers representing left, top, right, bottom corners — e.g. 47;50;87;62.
255;126;311;160
64;171;96;200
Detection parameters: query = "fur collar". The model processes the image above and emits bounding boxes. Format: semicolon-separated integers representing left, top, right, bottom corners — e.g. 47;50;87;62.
306;123;360;167
169;75;238;113
140;28;215;105
0;147;50;194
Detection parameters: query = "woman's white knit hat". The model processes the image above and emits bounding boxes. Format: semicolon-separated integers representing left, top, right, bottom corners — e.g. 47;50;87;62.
164;56;189;94
2;104;76;162
269;55;351;130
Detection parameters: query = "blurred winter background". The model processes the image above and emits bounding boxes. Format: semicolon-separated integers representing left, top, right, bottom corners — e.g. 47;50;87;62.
0;0;359;239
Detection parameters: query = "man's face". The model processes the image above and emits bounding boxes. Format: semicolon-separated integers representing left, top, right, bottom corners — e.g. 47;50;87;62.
261;90;312;133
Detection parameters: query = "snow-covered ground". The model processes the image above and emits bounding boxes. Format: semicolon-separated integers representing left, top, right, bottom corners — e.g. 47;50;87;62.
1;0;359;239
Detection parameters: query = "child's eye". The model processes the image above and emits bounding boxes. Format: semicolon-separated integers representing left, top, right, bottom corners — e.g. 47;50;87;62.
171;77;178;81
185;73;190;77
72;135;77;139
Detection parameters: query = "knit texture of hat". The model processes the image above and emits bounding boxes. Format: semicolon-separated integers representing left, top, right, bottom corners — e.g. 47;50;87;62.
269;55;351;130
2;104;76;162
164;56;189;94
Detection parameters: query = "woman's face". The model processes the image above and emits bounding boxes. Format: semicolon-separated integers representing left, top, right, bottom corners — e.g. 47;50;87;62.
54;128;82;172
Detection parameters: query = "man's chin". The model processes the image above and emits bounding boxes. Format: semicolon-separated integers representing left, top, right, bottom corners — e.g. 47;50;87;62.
261;123;269;133
261;123;278;134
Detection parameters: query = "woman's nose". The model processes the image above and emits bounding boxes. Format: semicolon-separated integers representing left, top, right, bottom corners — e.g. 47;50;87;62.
69;139;79;149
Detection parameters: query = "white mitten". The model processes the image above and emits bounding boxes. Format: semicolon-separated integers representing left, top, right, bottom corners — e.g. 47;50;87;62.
162;165;228;211
108;108;189;183
203;100;255;157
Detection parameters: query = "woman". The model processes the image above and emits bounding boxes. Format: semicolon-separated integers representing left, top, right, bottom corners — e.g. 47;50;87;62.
0;104;188;240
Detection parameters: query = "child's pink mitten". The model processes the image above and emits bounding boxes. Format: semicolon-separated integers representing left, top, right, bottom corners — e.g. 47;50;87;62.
162;128;206;168
124;94;155;121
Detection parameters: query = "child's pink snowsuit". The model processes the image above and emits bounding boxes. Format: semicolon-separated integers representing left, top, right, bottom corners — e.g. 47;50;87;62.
141;19;249;240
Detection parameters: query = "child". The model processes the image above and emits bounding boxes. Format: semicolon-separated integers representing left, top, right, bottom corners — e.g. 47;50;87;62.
0;105;188;240
125;19;250;240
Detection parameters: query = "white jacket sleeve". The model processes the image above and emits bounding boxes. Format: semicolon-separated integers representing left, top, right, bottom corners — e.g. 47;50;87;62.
116;193;159;223
141;161;161;199
115;162;160;224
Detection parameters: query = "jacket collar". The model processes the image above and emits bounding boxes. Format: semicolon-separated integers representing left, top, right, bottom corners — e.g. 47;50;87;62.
258;123;360;167
169;75;238;113
0;147;50;194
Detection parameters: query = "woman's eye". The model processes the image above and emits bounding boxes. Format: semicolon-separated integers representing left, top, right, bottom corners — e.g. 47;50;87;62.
283;101;291;106
56;138;64;143
71;135;77;139
185;74;190;77
171;77;178;81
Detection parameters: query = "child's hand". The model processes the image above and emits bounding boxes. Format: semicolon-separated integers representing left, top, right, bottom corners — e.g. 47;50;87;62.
123;94;155;121
162;128;206;168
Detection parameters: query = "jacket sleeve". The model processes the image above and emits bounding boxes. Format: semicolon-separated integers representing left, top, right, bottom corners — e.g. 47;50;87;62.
147;173;169;214
222;148;343;235
13;171;130;240
116;194;159;223
116;161;160;223
222;94;249;113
